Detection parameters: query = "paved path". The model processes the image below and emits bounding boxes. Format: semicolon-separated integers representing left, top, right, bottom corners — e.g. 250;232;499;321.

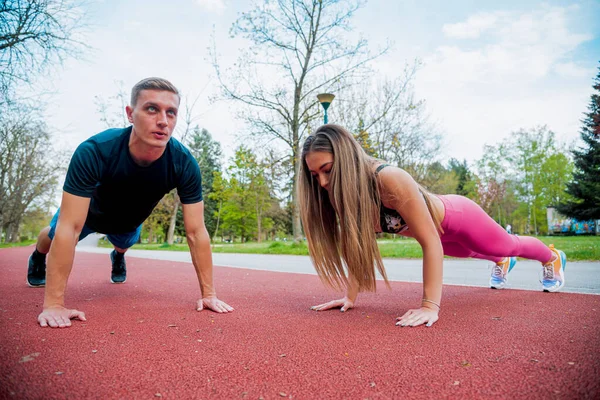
76;242;600;294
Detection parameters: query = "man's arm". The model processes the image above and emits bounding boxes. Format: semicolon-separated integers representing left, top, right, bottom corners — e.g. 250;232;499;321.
39;192;90;328
182;201;233;313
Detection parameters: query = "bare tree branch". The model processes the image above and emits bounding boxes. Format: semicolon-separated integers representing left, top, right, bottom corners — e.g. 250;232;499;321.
0;0;90;103
211;0;385;239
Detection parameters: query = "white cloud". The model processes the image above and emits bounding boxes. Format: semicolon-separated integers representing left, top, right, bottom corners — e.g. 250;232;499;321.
196;0;226;12
123;20;143;31
415;5;594;162
554;62;596;79
431;6;593;85
442;12;500;39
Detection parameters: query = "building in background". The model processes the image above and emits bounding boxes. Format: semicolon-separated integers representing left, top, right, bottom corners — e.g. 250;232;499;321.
546;207;599;235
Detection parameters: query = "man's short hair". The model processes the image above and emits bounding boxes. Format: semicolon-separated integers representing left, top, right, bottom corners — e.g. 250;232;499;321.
130;77;180;106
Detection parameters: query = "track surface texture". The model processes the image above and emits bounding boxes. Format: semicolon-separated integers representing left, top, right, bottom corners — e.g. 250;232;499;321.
1;247;599;399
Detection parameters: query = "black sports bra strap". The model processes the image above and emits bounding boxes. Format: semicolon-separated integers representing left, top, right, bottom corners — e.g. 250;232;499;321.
375;164;389;175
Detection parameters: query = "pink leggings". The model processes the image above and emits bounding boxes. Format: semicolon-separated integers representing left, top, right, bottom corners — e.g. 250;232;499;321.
438;195;553;263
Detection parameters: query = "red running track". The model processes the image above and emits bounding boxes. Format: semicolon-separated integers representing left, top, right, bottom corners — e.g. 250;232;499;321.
1;247;599;399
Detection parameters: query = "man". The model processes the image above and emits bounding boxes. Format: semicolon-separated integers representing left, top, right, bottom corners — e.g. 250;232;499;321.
27;77;233;328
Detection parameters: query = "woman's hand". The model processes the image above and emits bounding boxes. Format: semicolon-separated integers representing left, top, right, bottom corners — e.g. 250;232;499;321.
197;296;234;313
396;306;439;327
311;297;355;312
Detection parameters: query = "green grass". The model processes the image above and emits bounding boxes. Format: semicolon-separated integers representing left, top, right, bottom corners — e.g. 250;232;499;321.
0;239;36;249
96;235;600;261
531;236;600;261
99;240;311;255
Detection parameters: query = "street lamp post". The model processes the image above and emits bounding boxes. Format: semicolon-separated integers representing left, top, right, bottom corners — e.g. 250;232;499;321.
317;93;335;124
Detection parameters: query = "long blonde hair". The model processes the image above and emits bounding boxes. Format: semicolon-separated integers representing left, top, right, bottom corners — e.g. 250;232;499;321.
299;124;388;292
299;124;444;293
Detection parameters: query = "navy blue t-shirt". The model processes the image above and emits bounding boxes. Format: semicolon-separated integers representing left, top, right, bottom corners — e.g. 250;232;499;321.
63;127;203;234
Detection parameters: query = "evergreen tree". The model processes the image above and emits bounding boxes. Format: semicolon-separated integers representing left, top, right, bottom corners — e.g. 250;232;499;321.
557;64;600;220
177;127;223;237
448;158;472;196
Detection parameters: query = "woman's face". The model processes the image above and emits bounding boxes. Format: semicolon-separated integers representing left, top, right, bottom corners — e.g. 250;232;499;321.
305;151;333;192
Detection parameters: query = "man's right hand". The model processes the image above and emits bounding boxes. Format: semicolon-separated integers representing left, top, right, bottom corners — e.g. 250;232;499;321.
38;306;86;328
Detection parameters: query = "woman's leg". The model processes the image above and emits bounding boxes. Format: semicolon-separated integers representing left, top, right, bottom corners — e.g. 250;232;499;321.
441;241;503;263
440;195;553;263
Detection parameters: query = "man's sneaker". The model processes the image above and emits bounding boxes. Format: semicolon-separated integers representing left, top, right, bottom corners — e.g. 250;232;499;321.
110;250;127;284
541;244;566;292
490;257;517;289
27;251;46;287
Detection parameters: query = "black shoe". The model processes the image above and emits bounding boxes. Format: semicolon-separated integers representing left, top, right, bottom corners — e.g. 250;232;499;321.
110;250;127;283
27;251;46;287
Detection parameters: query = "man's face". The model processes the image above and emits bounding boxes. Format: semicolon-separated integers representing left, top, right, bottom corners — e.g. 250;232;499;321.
126;89;180;148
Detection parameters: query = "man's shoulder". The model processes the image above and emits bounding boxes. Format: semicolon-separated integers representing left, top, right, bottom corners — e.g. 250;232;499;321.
167;136;194;161
75;126;130;159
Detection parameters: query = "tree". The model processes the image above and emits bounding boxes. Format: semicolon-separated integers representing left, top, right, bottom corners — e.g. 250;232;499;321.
19;207;53;240
212;0;387;240
448;158;473;196
186;127;223;237
476;126;574;233
333;71;442;182
221;152;255;242
510;127;562;234
94;81;129;128
424;161;458;195
165;97;201;245
353;119;377;157
0;0;88;103
221;146;274;242
142;192;175;243
475;143;518;229
557;64;600;220
208;170;228;241
0;104;63;242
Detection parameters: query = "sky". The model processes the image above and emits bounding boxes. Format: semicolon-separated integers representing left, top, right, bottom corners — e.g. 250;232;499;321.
34;0;600;166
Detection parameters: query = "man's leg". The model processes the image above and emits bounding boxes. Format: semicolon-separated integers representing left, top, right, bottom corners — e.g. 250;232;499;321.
27;208;93;287
27;209;62;287
36;226;53;253
27;226;53;287
27;209;94;287
106;225;142;284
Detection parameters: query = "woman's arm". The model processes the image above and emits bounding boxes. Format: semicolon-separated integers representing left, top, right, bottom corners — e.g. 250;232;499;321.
377;167;443;326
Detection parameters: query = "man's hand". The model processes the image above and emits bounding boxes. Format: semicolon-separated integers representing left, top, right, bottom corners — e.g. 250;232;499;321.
311;297;355;312
196;297;234;313
38;306;86;328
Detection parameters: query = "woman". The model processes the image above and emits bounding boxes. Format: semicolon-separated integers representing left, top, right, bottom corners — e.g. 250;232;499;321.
298;124;566;328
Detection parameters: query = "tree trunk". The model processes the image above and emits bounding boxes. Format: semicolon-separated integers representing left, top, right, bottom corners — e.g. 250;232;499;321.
256;200;262;243
212;200;222;242
292;146;302;241
7;221;20;242
533;203;538;235
526;203;532;234
257;213;262;243
167;192;180;245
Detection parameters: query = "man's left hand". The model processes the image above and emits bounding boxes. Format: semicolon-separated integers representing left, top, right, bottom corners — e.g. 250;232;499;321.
197;297;234;313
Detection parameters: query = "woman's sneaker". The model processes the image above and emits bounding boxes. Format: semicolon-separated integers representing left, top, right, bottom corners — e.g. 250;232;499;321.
541;244;566;292
27;250;47;287
490;257;517;289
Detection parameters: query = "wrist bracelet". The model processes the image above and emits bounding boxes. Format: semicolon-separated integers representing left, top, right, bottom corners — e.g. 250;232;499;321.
422;298;440;309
